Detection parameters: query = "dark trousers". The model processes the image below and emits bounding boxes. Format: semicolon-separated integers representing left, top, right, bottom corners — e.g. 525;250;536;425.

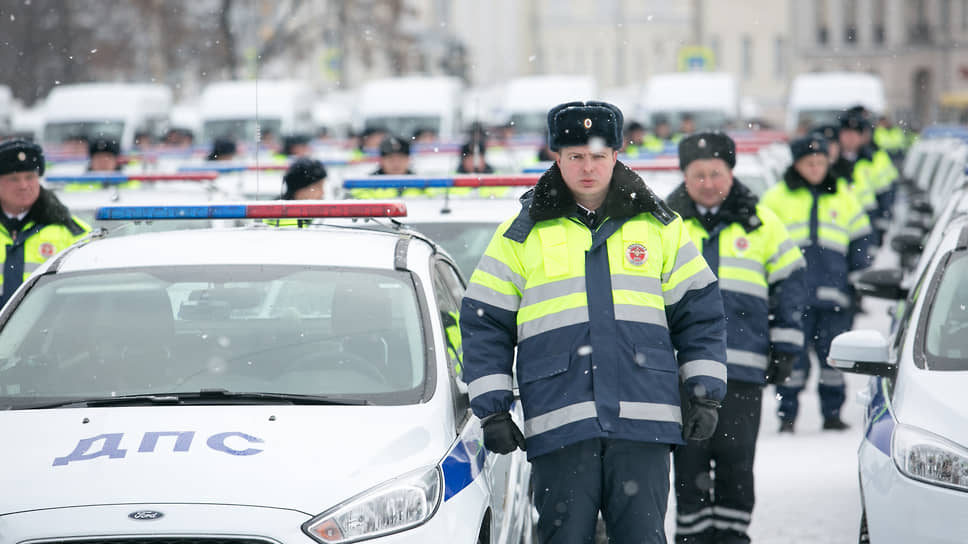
674;381;762;544
531;438;671;544
776;306;852;422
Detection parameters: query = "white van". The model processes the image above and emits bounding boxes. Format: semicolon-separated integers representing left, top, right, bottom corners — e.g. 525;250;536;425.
786;72;886;133
42;83;172;150
355;76;464;141
0;85;12;133
312;90;354;139
198;79;315;144
498;75;598;137
638;71;739;131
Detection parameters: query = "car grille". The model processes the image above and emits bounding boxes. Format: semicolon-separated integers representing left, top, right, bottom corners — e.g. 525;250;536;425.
28;539;275;544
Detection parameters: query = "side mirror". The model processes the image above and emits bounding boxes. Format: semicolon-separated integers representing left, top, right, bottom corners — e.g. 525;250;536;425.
828;330;895;377
890;233;925;258
854;268;908;300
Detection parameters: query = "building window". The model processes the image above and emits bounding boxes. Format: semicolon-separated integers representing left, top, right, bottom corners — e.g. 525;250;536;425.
742;35;753;79
845;0;858;44
873;0;886;44
941;0;952;32
816;0;829;44
909;0;932;44
963;0;968;30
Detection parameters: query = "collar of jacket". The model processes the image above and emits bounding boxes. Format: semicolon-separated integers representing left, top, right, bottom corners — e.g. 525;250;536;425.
783;165;839;194
665;178;762;233
503;160;675;243
2;187;76;233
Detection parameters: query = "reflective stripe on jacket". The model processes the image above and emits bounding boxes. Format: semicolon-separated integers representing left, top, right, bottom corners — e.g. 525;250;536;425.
460;161;727;459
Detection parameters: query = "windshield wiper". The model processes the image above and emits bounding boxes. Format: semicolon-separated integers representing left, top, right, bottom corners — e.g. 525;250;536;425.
18;389;370;409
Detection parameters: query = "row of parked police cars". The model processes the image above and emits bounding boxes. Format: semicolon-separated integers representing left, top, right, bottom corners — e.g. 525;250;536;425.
827;127;968;543
0;135;791;543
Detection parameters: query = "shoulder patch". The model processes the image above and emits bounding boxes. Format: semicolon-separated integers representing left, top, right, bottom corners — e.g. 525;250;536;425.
503;207;534;243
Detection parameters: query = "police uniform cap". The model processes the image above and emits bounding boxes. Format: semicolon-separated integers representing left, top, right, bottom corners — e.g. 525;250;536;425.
208;138;237;160
283;157;327;198
0;139;45;177
790;135;829;162
281;134;311;155
89;137;121;157
379;135;410;157
546;101;624;151
839;111;871;133
677;131;736;171
810;123;839;142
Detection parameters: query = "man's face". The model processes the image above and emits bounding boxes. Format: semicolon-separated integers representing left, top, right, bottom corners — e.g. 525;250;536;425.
379;153;411;175
293;180;324;200
683;158;733;209
0;170;41;214
655;123;671;139
555;144;618;208
794;154;829;185
89;152;119;172
839;129;862;153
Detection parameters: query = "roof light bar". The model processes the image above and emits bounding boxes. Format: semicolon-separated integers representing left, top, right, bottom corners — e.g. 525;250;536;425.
95;201;408;221
46;172;220;184
177;164;289;174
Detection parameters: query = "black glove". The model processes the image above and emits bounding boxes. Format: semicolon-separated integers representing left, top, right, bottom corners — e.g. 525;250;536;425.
765;351;798;385
682;397;720;442
482;412;527;454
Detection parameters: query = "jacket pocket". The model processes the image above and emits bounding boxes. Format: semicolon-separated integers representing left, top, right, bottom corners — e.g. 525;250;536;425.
517;351;571;384
632;343;677;373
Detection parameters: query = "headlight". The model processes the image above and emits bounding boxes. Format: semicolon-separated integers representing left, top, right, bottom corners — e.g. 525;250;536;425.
892;424;968;492
303;466;442;543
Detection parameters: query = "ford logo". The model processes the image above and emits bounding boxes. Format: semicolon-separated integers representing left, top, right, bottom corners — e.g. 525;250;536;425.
128;510;164;521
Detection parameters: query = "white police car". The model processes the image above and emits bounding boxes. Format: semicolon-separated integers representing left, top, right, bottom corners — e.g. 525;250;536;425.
829;215;968;543
0;201;534;544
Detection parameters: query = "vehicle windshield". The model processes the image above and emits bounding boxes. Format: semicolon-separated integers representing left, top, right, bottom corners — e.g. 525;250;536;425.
923;252;968;370
44;120;124;146
795;109;844;128
0;266;429;408
650;111;729;132
408;221;497;279
509;112;548;136
364;116;441;140
202;118;282;144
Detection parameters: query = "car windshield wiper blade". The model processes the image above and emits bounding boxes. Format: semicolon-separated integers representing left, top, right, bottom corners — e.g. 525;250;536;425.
18;389;370;409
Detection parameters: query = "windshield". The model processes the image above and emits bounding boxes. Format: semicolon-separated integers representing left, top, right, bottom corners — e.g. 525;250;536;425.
0;266;428;408
202;118;282;144
795;109;845;128
408;221;497;279
364;116;441;139
44;120;124;146
922;252;968;370
650;111;729;132
509;112;548;136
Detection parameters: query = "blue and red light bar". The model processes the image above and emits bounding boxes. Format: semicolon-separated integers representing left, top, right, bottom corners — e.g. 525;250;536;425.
178;164;290;174
46;172;220;184
95;201;408;221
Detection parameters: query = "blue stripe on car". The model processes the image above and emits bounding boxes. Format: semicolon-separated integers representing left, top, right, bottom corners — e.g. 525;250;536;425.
865;378;895;456
441;436;487;501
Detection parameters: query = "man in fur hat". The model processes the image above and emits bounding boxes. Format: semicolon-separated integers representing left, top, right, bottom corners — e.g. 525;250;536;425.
0;139;90;305
459;101;728;544
667;132;807;543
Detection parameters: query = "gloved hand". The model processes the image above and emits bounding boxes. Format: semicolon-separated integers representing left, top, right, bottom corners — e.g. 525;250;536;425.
682;397;720;442
765;351;798;385
482;412;527;454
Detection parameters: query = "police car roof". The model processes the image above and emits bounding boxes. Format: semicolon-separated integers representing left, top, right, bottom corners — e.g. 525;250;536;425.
55;226;421;272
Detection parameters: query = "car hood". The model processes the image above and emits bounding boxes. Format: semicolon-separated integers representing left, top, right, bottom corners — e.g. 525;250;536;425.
0;405;450;516
894;368;968;448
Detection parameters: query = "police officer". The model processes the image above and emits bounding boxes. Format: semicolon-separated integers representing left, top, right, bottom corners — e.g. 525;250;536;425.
761;135;874;432
280;134;313;158
267;157;328;228
87;138;122;172
456;140;494;174
666;132;807;543
0;139;90;305
207;137;237;161
460;101;728;544
831;113;878;240
372;135;414;176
